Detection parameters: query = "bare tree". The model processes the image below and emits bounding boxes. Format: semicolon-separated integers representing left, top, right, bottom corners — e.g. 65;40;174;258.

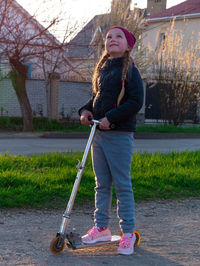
0;0;12;31
148;20;200;125
0;0;86;130
0;0;65;131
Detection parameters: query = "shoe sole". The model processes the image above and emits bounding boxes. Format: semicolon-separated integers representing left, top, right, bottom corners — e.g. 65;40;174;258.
82;236;112;244
118;248;134;255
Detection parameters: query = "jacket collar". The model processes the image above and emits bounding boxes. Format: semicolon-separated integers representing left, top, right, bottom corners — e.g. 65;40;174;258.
104;56;124;69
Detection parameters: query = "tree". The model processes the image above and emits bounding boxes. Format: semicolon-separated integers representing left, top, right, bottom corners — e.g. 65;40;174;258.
0;0;86;130
0;0;64;131
148;20;200;125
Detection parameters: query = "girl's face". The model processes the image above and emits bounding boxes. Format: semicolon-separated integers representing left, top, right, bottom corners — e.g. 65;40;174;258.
105;28;129;58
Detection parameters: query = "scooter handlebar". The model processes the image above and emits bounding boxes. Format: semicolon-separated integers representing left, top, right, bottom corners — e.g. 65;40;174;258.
88;116;100;125
88;116;115;129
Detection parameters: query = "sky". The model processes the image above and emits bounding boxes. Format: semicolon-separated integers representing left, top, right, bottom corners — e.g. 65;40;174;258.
17;0;186;40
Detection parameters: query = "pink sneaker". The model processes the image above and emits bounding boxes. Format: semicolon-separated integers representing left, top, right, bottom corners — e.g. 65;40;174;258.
81;226;112;244
118;233;136;255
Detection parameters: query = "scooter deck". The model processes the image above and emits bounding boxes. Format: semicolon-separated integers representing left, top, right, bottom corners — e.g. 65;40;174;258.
66;232;121;250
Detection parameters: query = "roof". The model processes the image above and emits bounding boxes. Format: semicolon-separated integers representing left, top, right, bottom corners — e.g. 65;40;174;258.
66;15;102;58
67;6;146;59
14;0;61;46
66;23;93;58
148;0;200;19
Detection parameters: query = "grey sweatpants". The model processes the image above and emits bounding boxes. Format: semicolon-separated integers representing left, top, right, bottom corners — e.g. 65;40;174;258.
91;130;135;233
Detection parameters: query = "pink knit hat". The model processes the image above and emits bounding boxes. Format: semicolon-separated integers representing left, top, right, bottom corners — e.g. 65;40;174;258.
108;26;136;51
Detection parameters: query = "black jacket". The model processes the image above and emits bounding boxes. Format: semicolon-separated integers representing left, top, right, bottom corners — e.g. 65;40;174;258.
79;57;144;132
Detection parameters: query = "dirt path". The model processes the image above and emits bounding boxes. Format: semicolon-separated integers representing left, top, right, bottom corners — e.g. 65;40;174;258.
0;198;200;266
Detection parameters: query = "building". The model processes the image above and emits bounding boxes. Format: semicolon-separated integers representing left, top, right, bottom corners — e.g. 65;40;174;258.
143;0;200;55
0;0;86;120
143;0;200;123
0;0;81;81
66;0;167;81
65;0;169;123
147;0;167;16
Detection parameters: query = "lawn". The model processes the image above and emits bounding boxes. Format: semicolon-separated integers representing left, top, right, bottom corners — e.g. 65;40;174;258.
1;116;200;133
136;124;200;133
0;151;199;208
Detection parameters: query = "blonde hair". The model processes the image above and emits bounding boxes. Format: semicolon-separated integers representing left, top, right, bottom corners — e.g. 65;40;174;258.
92;50;132;106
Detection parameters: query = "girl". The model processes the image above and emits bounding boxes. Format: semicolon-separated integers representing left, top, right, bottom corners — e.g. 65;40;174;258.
79;26;144;255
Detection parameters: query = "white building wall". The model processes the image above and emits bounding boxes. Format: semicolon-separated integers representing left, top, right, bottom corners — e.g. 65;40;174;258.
0;79;21;116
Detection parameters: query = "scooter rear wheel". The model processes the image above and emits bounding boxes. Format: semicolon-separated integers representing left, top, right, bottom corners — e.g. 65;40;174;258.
50;237;65;254
134;231;141;246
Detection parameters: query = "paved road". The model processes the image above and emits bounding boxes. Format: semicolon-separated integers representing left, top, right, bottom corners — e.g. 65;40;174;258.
0;136;200;155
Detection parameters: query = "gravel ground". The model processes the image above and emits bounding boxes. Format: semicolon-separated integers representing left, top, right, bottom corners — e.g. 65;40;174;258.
0;198;200;266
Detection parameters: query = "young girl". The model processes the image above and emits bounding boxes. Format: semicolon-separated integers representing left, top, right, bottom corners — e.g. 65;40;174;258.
79;26;144;255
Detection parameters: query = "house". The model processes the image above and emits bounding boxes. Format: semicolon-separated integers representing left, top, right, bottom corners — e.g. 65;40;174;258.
65;15;105;81
143;0;200;123
66;0;168;123
147;0;167;16
143;0;200;55
66;0;168;81
0;0;81;81
0;0;87;120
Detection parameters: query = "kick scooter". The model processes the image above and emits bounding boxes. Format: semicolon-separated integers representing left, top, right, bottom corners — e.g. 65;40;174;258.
50;119;140;254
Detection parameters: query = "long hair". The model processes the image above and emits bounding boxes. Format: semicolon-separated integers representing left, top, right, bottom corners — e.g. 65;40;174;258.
92;50;132;106
117;50;132;106
92;52;109;95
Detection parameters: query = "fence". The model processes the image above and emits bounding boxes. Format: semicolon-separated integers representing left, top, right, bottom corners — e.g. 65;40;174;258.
0;78;91;120
145;81;200;123
0;78;146;123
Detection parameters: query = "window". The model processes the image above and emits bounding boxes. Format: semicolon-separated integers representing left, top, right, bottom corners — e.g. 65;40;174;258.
161;33;165;41
160;33;166;49
155;0;161;2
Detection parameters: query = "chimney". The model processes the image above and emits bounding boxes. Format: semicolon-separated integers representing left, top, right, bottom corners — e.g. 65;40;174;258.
147;0;167;16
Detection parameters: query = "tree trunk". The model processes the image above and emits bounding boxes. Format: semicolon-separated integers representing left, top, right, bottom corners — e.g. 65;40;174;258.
16;85;34;132
9;59;34;131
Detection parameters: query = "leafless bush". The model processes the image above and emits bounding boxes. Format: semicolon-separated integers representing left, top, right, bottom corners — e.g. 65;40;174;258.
147;19;200;125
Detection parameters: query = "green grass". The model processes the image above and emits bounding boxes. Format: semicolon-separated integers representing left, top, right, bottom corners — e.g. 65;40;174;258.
0;117;90;132
0;151;200;208
136;124;200;133
0;116;200;133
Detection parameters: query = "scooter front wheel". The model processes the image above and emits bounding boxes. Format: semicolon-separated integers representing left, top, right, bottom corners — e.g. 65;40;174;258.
50;236;65;254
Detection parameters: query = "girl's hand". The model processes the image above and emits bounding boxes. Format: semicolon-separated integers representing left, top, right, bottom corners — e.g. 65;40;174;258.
80;110;94;125
99;117;110;130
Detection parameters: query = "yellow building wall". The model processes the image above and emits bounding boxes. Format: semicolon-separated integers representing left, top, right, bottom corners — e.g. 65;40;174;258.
143;17;200;52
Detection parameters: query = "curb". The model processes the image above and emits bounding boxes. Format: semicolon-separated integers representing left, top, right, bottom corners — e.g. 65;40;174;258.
41;132;200;139
0;133;42;139
41;132;90;139
0;132;200;139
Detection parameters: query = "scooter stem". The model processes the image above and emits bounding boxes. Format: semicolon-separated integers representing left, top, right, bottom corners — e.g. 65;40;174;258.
59;120;100;235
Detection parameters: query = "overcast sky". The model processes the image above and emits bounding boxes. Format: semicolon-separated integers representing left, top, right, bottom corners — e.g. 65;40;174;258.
17;0;185;40
17;0;185;21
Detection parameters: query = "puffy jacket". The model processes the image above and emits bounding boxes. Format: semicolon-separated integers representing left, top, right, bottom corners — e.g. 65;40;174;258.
79;57;144;132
